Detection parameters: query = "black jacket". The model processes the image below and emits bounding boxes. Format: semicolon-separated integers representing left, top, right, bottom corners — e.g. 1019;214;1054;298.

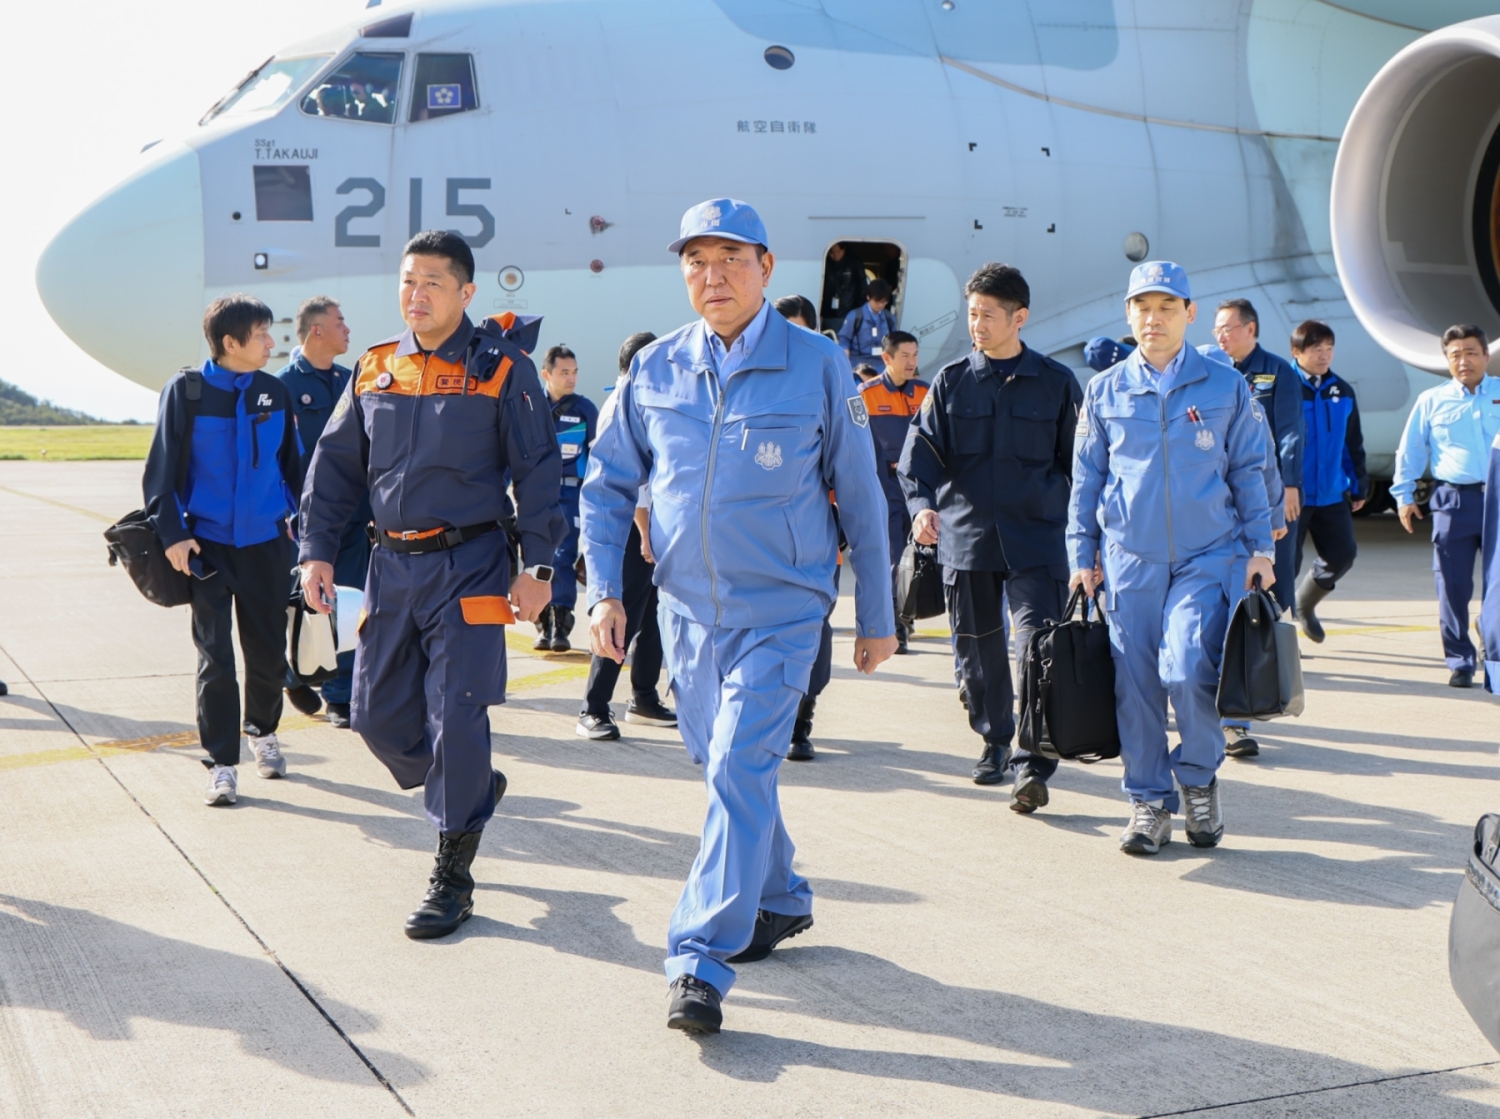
898;346;1081;574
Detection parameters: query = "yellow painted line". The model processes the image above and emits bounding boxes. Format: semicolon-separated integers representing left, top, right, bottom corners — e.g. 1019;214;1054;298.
1319;624;1437;636
504;630;591;662
508;664;591;692
0;484;115;523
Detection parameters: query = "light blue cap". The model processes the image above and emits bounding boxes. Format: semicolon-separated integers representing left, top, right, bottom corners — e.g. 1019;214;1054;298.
668;198;769;254
1126;260;1191;301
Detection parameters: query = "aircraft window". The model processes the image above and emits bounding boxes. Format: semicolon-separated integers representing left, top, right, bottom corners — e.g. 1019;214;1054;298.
254;166;313;221
300;52;403;123
409;54;479;122
361;12;412;38
203;56;330;123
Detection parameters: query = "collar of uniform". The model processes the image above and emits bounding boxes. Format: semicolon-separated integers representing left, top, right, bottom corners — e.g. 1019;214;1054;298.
393;314;476;362
1122;343;1203;393
288;351;347;380
1233;343;1266;375
203;359;255;393
1440;374;1500;398
1296;362;1341;391
971;343;1038;381
669;300;785;375
879;370;918;396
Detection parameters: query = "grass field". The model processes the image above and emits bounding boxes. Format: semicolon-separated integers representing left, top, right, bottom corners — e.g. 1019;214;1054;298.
0;426;152;460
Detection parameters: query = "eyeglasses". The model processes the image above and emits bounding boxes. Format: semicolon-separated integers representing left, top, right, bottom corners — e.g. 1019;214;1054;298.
1212;321;1248;338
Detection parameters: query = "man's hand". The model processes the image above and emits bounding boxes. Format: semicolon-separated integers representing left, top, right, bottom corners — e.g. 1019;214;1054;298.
1272;525;1288;541
300;560;336;614
1246;555;1275;590
1351;498;1366;513
1070;564;1103;598
509;572;551;625
165;538;200;576
590;598;628;663
1284;487;1302;523
1399;502;1423;533
634;507;656;563
912;508;940;545
853;635;898;675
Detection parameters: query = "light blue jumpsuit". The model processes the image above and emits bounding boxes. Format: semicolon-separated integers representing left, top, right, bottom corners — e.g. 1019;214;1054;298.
580;300;894;997
1069;345;1273;809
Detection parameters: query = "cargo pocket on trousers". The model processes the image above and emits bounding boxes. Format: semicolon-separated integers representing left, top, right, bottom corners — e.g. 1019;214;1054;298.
460;595;516;625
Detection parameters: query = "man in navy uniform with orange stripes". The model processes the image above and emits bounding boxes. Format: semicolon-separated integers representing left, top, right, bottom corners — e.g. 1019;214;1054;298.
299;230;564;940
859;330;928;652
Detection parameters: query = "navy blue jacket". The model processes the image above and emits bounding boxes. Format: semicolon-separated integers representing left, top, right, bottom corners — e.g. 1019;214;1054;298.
276;352;372;527
898;345;1081;574
1234;344;1304;490
143;362;303;549
1299;367;1367;507
549;391;599;485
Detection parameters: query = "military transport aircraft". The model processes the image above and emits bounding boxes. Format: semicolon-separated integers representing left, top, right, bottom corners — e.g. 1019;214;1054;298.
33;0;1500;501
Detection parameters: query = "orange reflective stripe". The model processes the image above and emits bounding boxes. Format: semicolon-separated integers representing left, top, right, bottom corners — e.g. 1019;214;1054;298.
460;595;516;625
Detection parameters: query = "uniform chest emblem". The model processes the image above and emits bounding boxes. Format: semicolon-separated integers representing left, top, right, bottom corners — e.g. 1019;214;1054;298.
375;372;394;390
1195;427;1216;451
754;441;783;470
257;394;273;406
300;393;313;405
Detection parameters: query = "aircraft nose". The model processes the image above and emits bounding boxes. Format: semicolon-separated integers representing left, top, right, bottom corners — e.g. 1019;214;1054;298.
37;142;205;390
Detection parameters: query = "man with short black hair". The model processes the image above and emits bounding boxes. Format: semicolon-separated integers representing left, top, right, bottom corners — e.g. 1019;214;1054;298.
277;295;367;727
900;263;1081;810
861;329;927;652
1393;324;1500;687
144;294;304;807
533;344;598;654
1212;298;1304;613
819;243;865;334
1288;319;1367;644
838;279;894;369
300;230;564;937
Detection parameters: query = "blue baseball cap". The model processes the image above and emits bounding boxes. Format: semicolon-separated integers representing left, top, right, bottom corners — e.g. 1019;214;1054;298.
668;198;769;254
1083;336;1134;372
1126;260;1192;302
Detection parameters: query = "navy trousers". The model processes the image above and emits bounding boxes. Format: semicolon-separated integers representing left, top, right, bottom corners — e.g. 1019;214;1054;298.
1271;522;1296;613
1431;482;1486;672
1295;501;1357;590
351;531;509;834
946;567;1064;779
551;481;583;611
581;521;665;715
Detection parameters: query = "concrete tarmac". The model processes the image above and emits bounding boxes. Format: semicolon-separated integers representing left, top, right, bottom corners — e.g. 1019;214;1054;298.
1;461;1498;1117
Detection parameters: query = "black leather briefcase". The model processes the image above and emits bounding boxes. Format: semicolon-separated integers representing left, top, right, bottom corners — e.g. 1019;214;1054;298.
1217;577;1305;720
896;540;945;621
1451;813;1500;1054
1017;586;1120;763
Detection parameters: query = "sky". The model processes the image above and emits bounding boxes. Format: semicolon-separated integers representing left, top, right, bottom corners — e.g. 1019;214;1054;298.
5;0;364;421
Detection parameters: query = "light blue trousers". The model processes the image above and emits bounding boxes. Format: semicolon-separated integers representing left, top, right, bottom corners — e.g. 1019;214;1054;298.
1103;542;1241;813
660;610;822;996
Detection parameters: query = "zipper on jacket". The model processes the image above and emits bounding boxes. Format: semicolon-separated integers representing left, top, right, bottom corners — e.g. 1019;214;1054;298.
1158;390;1176;564
702;368;726;625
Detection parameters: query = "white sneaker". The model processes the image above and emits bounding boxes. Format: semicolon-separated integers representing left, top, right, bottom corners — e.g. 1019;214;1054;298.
249;733;286;779
205;764;238;806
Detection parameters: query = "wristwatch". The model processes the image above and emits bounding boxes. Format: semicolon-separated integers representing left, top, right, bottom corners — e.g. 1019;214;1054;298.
522;564;555;583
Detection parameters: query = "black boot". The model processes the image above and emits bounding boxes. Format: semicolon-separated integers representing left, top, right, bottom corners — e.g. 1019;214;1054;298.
550;607;575;653
788;696;816;761
1295;575;1331;643
533;605;554;652
895;619;911;655
405;830;483;940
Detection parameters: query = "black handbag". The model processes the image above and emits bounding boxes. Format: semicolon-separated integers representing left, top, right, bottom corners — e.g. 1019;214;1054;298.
1217;576;1305;720
896;540;945;621
104;367;201;608
1017;586;1121;763
1451;813;1500;1054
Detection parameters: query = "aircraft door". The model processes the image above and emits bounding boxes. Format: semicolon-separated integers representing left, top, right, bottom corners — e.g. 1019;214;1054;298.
819;239;907;339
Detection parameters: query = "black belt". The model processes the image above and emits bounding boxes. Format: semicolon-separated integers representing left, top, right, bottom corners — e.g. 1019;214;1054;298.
377;521;501;555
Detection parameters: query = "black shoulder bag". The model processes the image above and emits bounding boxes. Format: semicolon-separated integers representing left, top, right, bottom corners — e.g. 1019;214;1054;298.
1017;586;1121;763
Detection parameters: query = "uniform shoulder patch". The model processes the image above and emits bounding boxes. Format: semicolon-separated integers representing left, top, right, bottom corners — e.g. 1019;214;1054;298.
920;390;935;415
1250;400;1265;424
332;392;351;420
847;395;870;428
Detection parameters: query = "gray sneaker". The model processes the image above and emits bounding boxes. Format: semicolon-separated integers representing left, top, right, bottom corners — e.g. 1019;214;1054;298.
249;733;286;779
1181;778;1223;848
204;764;238;806
1120;800;1171;855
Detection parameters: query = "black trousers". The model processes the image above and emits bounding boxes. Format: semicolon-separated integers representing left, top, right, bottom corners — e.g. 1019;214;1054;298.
808;564;841;700
582;522;665;715
1294;501;1357;590
191;536;292;766
948;566;1066;779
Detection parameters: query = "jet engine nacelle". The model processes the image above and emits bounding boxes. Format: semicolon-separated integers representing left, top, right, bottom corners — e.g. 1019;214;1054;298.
1333;17;1500;372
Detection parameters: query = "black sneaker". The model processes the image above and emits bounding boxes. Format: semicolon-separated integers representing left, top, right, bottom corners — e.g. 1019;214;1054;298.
493;769;507;804
1223;725;1259;758
667;975;723;1034
286;684;322;716
1010;769;1049;813
972;742;1010;785
533;605;555;652
1451;669;1475;689
787;695;815;761
625;695;678;727
727;910;814;963
576;712;621;740
894;621;910;655
325;702;351;728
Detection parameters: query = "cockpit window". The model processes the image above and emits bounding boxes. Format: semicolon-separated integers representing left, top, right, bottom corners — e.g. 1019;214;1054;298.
202;56;330;123
409;54;479;122
300;52;403;124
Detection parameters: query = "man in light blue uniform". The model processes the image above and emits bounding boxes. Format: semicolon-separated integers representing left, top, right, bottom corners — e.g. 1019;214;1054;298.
580;199;897;1034
1392;324;1500;688
1070;262;1274;855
